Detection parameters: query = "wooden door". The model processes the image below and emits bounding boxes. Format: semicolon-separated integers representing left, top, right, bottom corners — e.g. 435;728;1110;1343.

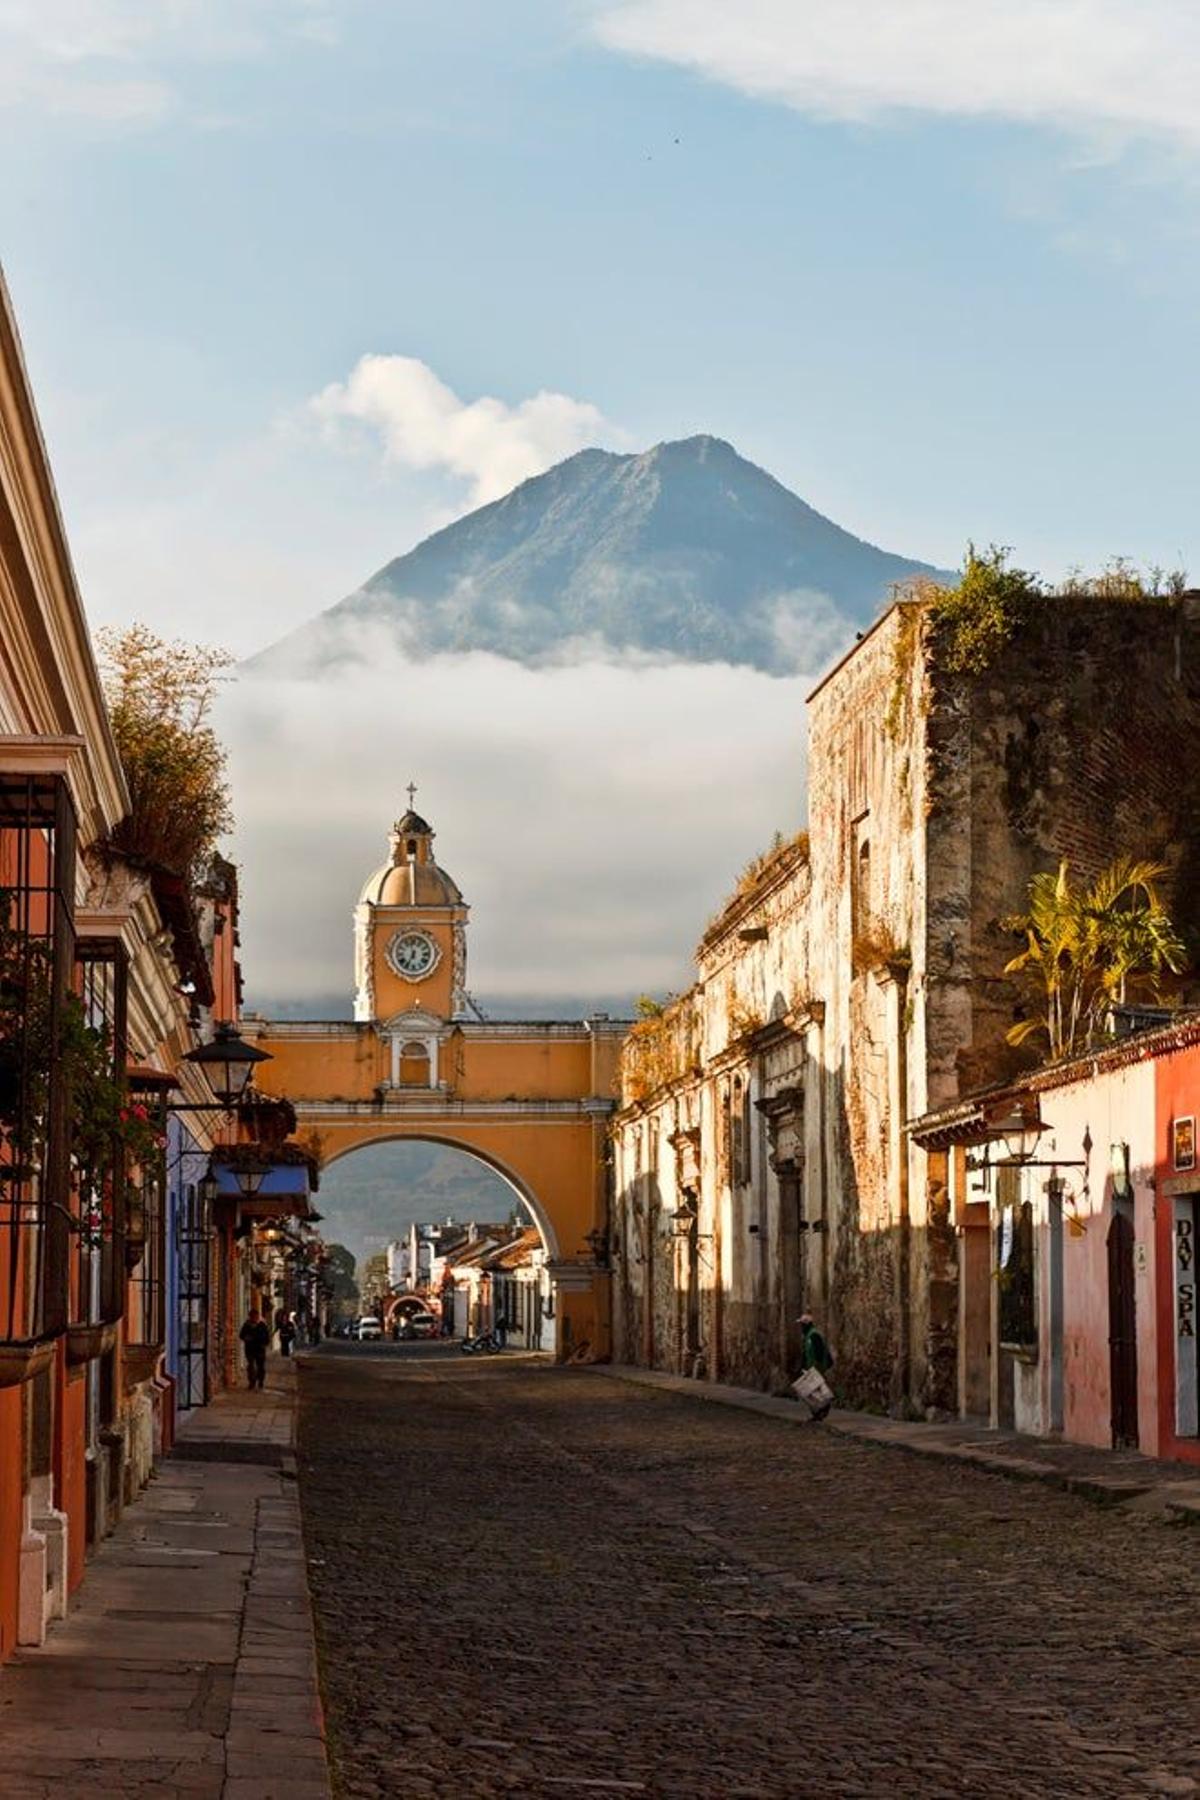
1107;1209;1139;1449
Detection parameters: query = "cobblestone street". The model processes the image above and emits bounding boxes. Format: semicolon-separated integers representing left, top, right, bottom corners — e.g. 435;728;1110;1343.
298;1347;1200;1800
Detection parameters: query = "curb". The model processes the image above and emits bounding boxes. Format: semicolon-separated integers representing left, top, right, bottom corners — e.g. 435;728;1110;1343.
590;1363;1200;1519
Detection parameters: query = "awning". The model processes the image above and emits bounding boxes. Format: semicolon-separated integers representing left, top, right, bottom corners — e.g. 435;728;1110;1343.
211;1161;314;1214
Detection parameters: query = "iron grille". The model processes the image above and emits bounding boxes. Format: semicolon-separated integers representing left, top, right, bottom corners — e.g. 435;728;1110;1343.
127;1149;165;1350
0;773;76;1345
74;938;129;1327
177;1180;211;1410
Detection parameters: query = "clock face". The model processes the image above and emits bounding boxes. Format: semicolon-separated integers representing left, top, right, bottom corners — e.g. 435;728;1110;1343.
387;930;439;981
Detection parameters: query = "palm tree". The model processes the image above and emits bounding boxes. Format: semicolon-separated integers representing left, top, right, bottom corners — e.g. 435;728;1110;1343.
1005;857;1186;1060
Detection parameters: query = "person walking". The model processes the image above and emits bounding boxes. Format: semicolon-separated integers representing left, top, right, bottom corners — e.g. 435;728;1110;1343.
795;1312;835;1420
239;1308;270;1390
278;1314;296;1358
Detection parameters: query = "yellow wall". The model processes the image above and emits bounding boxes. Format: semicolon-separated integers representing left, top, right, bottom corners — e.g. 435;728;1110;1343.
251;1027;613;1106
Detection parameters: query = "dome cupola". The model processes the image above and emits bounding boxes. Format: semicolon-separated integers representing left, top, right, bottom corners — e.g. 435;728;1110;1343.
358;799;463;908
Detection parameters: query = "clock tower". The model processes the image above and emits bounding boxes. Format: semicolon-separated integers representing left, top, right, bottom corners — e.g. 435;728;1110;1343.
353;800;469;1086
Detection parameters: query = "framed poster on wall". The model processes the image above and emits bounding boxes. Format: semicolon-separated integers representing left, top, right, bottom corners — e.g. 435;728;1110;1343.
1174;1115;1196;1173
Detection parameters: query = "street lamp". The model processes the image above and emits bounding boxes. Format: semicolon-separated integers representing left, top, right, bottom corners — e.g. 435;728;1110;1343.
994;1111;1045;1164
181;1022;272;1111
234;1164;270;1199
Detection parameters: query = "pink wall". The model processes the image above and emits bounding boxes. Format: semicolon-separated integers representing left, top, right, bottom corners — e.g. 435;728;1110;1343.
1017;1057;1158;1452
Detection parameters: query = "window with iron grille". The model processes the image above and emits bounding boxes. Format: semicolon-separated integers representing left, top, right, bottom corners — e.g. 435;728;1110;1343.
73;938;129;1327
0;773;76;1345
127;1121;166;1350
177;1180;211;1410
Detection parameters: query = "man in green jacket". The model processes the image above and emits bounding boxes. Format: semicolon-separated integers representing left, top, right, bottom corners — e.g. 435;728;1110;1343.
797;1313;834;1419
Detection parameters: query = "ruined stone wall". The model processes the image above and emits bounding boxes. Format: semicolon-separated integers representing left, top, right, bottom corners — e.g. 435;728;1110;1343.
806;608;933;1411
613;596;1200;1417
928;598;1200;1098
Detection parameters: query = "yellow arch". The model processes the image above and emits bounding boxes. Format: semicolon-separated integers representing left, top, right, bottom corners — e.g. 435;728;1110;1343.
319;1130;563;1259
245;1015;624;1358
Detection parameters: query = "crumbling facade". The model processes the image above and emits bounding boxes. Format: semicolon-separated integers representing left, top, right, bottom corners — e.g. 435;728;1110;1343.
612;593;1200;1412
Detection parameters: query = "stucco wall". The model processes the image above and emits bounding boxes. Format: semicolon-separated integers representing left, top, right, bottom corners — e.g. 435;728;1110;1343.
1001;1060;1157;1450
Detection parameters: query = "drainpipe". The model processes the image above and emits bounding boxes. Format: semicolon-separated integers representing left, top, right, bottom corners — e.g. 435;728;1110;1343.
889;956;913;1407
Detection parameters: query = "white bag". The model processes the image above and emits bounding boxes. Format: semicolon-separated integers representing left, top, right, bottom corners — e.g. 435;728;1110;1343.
792;1367;834;1416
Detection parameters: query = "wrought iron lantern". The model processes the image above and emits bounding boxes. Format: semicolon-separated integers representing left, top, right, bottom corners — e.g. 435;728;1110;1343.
181;1022;272;1110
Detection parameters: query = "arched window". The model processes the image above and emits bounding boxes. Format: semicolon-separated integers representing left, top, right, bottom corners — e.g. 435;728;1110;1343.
854;836;871;934
398;1040;431;1088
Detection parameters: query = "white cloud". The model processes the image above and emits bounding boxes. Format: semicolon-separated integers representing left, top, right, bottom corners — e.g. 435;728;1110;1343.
309;355;620;508
0;0;337;123
592;1;1200;153
222;645;809;1012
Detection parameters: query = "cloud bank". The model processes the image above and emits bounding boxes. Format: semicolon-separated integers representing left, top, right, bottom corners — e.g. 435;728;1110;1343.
222;643;809;1015
593;1;1200;153
309;355;620;509
0;0;335;123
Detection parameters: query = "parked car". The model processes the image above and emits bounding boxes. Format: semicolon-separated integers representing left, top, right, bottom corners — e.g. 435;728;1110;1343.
403;1311;439;1340
356;1316;383;1341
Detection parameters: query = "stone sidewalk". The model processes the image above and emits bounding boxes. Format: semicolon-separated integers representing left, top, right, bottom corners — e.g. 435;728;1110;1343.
596;1363;1200;1522
0;1360;330;1799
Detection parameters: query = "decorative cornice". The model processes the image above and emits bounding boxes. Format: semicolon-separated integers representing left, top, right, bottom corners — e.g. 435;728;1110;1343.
0;279;128;832
292;1097;609;1121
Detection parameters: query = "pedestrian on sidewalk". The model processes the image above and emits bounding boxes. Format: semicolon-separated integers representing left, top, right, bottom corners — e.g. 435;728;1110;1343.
279;1313;297;1357
794;1312;835;1420
239;1308;270;1389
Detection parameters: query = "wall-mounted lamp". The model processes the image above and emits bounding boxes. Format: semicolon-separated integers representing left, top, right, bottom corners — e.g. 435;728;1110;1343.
672;1200;698;1234
181;1022;272;1110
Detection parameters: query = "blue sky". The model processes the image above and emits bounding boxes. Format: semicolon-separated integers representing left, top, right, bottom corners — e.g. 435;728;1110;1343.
5;1;1200;1007
5;0;1200;656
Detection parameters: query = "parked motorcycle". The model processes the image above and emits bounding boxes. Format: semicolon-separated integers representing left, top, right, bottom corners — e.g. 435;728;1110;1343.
459;1330;502;1354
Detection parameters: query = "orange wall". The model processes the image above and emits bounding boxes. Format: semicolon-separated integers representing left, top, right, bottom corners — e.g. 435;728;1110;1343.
452;1039;593;1100
256;1029;599;1104
255;1030;379;1102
